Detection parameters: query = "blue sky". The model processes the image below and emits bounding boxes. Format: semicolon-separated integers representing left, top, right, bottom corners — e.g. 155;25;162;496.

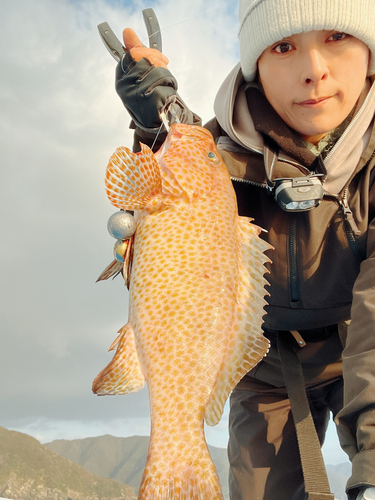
0;0;348;467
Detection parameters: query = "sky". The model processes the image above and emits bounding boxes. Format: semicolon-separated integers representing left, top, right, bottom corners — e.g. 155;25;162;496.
0;0;348;466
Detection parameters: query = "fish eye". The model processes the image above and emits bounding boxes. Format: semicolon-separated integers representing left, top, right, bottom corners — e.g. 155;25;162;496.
207;151;216;160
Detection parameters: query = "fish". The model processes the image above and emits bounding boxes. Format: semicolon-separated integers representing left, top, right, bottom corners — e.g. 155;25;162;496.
92;123;272;500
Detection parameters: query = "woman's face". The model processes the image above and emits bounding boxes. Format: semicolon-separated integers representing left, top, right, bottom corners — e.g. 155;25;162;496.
257;30;370;144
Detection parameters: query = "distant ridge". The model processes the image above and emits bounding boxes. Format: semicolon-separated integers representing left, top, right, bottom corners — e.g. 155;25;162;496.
0;426;350;500
45;434;351;500
326;463;352;500
0;426;136;500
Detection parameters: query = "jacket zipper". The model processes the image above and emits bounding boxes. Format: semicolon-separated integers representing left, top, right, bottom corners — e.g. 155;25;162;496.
231;176;302;306
227;128;375;311
231;178;366;303
337;190;366;262
337;149;375;262
230;176;267;188
322;190;365;262
288;215;301;305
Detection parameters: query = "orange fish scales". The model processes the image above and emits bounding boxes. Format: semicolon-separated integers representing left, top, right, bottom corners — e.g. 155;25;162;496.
93;123;272;499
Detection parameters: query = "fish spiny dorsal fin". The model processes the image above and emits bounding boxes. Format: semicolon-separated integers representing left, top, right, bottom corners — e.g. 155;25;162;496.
92;323;145;395
204;216;273;426
105;143;162;211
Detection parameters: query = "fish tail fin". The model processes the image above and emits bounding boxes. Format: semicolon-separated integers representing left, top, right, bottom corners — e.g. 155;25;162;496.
92;323;145;395
138;454;224;500
105;143;162;210
205;216;273;426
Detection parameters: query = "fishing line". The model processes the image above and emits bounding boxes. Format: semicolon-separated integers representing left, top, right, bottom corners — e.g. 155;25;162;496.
150;122;165;151
120;6;229;71
129;5;229;151
136;6;228;49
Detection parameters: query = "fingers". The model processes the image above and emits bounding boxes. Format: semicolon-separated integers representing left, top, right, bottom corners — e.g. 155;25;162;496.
122;27;169;69
123;28;143;50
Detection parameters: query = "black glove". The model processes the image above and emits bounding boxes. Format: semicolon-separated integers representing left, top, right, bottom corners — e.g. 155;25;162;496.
115;52;178;130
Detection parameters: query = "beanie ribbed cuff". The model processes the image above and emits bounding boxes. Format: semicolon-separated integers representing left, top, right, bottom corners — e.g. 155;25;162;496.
238;0;375;81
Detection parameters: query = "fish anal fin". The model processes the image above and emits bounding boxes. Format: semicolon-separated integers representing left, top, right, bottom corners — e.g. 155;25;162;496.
105;143;163;211
204;216;272;426
92;323;145;395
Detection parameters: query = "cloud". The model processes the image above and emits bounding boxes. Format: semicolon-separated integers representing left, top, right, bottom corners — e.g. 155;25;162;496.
0;0;347;466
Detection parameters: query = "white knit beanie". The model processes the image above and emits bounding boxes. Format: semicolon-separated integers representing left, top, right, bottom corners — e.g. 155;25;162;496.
238;0;375;81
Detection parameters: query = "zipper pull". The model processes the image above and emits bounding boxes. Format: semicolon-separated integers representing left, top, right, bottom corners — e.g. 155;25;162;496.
290;330;306;347
340;190;361;236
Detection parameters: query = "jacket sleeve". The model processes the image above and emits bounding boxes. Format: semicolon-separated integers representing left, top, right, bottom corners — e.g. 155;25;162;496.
116;52;201;152
337;179;375;498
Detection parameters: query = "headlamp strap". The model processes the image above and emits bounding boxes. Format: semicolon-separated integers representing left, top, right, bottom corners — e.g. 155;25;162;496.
311;154;327;179
263;141;279;192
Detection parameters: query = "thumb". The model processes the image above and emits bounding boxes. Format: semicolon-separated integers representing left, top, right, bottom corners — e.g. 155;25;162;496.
123;28;144;50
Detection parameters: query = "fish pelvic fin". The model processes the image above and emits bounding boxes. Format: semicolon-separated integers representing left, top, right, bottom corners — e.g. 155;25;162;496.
105;143;163;211
205;216;273;426
96;259;123;282
92;323;145;395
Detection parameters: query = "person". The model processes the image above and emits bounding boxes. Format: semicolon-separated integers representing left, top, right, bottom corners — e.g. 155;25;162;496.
113;0;375;498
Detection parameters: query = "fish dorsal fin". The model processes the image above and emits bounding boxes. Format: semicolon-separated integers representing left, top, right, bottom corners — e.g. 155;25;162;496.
92;323;145;395
204;217;273;426
105;143;162;210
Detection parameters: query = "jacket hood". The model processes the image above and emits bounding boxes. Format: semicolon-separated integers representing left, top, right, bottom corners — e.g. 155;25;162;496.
214;64;375;195
214;63;263;154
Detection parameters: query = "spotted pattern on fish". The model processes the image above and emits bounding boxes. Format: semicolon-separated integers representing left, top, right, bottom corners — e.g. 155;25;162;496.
93;123;272;500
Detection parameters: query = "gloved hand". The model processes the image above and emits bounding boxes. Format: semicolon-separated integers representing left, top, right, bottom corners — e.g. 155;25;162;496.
115;28;178;130
357;487;375;499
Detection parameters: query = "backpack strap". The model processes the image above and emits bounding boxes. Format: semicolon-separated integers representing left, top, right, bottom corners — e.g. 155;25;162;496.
277;332;335;500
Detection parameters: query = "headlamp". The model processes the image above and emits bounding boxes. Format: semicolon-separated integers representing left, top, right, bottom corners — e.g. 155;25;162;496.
263;143;325;213
272;176;324;212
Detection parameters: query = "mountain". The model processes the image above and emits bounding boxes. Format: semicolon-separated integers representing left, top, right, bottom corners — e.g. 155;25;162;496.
45;434;352;500
327;462;352;500
45;434;230;499
0;426;136;500
0;423;351;500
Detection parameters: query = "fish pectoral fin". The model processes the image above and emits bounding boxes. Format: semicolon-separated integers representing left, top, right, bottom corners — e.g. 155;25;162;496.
105;143;163;211
92;323;145;396
204;216;272;426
